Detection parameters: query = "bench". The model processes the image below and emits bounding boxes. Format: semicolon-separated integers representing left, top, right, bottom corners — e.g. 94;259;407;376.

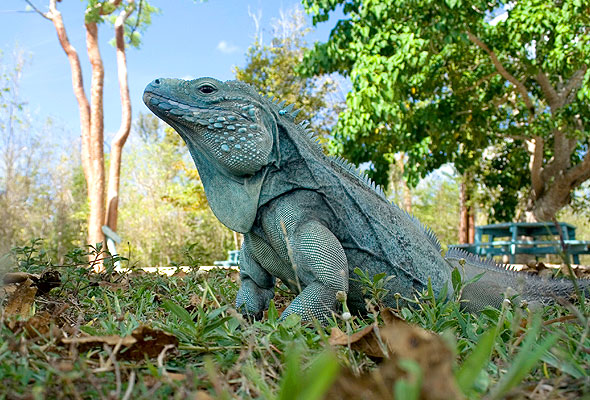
213;250;240;268
449;222;590;264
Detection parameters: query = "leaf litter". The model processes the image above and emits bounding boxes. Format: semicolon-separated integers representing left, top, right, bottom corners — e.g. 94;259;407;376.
327;308;461;400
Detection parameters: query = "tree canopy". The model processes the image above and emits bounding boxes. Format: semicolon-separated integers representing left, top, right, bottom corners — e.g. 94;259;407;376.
234;7;344;141
301;0;590;221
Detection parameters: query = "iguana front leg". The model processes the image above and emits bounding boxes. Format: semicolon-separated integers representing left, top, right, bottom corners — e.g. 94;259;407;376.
280;220;349;322
235;236;275;320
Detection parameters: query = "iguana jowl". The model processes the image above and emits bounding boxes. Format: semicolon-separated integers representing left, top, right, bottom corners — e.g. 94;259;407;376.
143;77;587;321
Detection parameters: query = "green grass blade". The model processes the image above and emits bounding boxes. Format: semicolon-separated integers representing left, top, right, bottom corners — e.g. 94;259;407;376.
298;351;340;400
162;299;195;326
489;316;559;399
455;328;496;394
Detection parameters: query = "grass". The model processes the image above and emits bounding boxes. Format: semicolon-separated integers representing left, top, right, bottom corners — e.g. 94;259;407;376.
0;239;589;399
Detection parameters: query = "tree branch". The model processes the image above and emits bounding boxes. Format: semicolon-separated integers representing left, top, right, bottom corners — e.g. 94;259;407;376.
106;0;135;231
455;72;496;94
467;31;535;114
24;0;50;19
526;137;545;198
535;71;559;111
37;0;91;184
559;65;588;106
564;150;590;189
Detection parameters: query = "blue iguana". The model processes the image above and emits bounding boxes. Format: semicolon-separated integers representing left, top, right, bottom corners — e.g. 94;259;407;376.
143;77;587;322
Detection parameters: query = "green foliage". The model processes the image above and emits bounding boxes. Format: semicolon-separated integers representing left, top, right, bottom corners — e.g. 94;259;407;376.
83;0;160;48
410;173;461;247
353;267;394;308
302;0;590;219
475;140;531;222
234;7;344;141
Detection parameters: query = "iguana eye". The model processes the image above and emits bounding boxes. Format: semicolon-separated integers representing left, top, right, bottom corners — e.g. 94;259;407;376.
198;84;217;94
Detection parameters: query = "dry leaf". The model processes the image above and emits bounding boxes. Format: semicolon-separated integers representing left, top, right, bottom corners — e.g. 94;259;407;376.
4;278;37;317
20;311;52;337
328;313;461;400
172;270;188;278
124;325;179;360
61;334;136;349
61;325;178;361
380;307;402;325
329;324;386;358
0;284;17;298
194;390;215;400
165;372;187;381
3;272;40;285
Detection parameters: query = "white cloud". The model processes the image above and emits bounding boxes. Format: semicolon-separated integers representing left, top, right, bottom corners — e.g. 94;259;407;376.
216;40;239;54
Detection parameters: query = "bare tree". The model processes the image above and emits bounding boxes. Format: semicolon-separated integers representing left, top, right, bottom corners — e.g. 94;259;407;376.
26;0;154;264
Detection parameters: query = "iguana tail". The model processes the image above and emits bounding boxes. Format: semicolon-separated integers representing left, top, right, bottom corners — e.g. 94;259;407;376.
445;248;589;312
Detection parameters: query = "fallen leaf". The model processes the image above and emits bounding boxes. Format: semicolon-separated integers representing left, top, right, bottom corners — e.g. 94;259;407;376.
172;270;188;278
61;325;179;361
61;334;136;350
19;311;52;337
328;312;461;400
194;390;215;400
0;284;17;298
124;325;179;360
3;272;40;285
329;324;386;358
380;307;402;325
4;278;37;317
165;372;187;381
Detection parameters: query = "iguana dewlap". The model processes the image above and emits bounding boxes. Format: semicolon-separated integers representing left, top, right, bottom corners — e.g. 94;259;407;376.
144;77;587;322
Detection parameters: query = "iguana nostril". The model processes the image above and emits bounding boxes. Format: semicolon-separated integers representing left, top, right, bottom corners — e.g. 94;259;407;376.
154;79;160;85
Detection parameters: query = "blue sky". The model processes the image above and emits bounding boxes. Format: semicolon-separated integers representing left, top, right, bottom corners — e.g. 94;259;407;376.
0;0;340;141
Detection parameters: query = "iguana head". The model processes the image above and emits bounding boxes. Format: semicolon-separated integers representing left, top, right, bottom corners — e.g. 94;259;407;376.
143;77;278;233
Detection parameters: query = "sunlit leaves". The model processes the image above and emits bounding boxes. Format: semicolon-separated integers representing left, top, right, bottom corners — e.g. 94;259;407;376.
302;0;590;219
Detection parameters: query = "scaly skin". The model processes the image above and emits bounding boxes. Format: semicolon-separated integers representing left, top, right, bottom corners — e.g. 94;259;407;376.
143;77;587;322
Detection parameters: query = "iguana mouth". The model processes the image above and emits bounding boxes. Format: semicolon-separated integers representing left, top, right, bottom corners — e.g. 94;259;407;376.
143;91;257;125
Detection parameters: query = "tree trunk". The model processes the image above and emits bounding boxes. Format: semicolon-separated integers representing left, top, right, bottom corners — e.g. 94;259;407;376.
85;22;106;248
525;176;575;222
525;124;590;222
44;2;105;248
468;207;475;244
459;176;475;244
459;180;469;244
106;4;135;231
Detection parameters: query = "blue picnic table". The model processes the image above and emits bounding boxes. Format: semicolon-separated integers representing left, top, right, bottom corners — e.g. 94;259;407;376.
213;250;240;268
449;222;590;264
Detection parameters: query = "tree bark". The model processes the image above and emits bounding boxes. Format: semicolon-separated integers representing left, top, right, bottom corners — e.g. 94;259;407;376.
468;207;475;244
106;3;135;231
41;1;92;185
459;180;468;244
85;22;106;248
39;1;104;247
